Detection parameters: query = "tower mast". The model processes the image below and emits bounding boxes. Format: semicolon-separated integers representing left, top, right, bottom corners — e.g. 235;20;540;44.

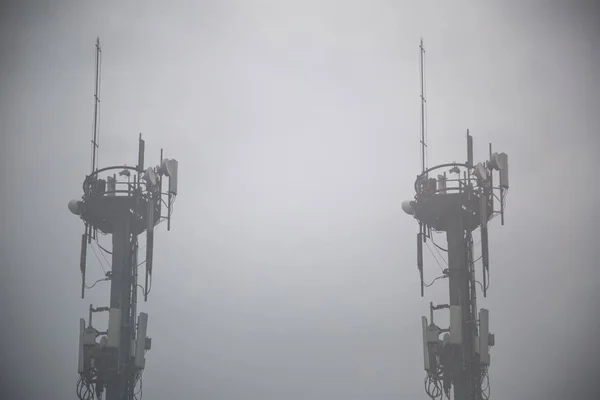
71;38;180;400
402;40;510;400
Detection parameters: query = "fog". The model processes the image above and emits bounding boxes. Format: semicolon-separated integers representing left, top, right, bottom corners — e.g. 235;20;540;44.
1;1;598;399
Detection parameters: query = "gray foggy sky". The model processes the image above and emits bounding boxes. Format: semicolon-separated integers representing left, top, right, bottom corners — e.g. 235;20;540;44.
1;1;599;399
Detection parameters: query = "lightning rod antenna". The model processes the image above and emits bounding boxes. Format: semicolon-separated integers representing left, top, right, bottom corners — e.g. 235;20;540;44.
419;38;428;174
91;37;102;174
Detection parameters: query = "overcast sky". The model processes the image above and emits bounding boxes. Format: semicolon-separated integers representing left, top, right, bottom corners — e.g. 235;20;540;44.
1;1;599;399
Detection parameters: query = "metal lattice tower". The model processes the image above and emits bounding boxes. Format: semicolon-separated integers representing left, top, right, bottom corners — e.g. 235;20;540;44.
69;38;179;400
402;40;510;400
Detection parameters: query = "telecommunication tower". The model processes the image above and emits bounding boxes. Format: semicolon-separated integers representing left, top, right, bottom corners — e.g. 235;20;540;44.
402;39;510;400
68;37;180;400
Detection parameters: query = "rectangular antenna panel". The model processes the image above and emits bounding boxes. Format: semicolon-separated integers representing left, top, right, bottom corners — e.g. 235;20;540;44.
134;313;149;369
467;134;473;168
106;175;116;195
417;233;424;296
427;178;437;193
479;308;490;365
438;174;447;193
449;305;462;344
168;159;178;195
146;198;155;274
80;233;87;299
138;138;145;172
480;187;489;223
78;318;85;373
417;233;423;270
481;226;489;267
95;179;106;196
480;189;489;273
106;308;122;348
80;234;87;274
421;316;431;371
83;328;96;345
498;153;509;189
426;326;440;344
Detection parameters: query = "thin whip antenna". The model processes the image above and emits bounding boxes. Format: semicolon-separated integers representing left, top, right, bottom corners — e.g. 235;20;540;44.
91;37;102;173
419;38;428;174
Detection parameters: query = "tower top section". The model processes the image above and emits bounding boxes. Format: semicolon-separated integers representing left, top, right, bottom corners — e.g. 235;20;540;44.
404;132;509;233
